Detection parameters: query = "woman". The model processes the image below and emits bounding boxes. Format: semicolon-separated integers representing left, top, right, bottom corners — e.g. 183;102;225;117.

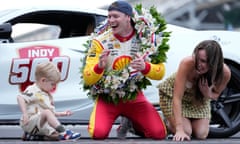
159;40;231;141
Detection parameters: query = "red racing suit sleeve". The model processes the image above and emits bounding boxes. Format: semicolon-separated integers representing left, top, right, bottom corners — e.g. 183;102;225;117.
83;39;104;86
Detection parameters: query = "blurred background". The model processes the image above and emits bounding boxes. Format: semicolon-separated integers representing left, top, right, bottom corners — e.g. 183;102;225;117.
125;0;240;31
2;0;240;40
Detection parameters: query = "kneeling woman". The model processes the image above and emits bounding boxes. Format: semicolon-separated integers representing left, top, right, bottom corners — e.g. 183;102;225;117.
159;40;231;141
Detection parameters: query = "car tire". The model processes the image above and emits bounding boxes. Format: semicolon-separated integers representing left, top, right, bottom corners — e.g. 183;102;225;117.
208;61;240;138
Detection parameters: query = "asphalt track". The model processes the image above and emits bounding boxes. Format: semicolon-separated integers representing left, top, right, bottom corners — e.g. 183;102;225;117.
1;125;240;143
1;137;240;144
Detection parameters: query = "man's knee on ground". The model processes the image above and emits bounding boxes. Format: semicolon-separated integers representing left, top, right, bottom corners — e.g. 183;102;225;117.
89;127;109;140
149;127;167;139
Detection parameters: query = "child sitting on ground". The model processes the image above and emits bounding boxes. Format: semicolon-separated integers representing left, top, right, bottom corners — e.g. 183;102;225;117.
17;62;81;141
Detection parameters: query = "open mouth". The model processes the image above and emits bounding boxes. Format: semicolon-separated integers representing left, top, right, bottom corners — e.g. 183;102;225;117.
196;68;201;74
111;24;118;29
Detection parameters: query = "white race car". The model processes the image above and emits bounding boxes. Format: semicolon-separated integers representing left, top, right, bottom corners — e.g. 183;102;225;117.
1;6;240;138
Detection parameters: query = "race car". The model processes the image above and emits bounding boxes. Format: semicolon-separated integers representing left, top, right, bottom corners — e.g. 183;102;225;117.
0;6;240;138
0;6;107;124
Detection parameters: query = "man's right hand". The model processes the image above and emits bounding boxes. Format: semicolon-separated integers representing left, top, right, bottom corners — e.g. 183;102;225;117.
98;50;110;69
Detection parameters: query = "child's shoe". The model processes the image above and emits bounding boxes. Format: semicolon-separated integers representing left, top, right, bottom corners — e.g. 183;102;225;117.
59;129;81;141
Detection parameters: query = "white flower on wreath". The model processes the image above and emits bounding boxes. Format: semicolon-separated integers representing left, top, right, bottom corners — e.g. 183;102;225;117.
132;7;162;56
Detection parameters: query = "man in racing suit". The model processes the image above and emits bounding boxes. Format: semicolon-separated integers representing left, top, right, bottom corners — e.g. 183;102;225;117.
83;0;167;140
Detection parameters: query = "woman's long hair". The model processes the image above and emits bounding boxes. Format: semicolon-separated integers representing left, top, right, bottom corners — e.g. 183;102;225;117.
193;40;224;104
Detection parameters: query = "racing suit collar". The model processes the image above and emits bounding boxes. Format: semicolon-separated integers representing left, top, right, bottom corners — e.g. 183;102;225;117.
113;29;135;42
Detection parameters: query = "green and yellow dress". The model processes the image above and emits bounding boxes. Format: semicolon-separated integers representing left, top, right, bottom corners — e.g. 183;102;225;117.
158;73;211;119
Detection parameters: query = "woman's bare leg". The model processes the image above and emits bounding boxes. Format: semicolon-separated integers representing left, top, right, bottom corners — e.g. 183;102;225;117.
191;118;210;139
167;117;192;136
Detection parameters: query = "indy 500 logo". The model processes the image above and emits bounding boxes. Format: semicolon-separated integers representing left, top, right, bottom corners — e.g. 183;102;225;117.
9;45;70;92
